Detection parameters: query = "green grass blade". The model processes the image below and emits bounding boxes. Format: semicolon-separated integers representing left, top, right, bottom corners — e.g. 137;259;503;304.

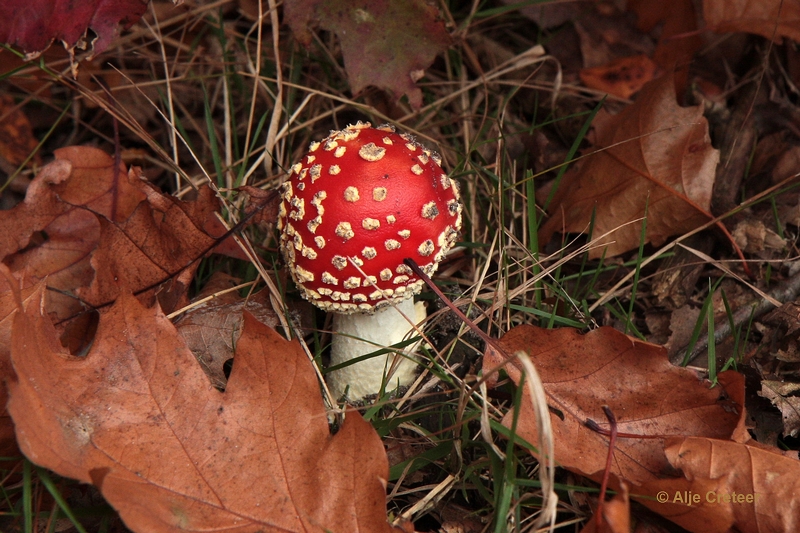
707;281;717;385
23;459;32;533
203;89;225;188
35;467;89;533
541;97;605;213
625;198;649;335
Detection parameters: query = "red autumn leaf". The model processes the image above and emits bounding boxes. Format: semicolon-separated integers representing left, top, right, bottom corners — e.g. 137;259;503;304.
703;0;800;43
9;284;398;533
284;0;451;108
484;324;746;532
0;0;149;57
539;74;718;258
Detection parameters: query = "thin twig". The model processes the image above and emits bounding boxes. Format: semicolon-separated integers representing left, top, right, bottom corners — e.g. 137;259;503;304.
403;258;506;358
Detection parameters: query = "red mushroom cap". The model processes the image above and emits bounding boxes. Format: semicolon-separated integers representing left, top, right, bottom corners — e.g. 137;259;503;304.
277;121;462;313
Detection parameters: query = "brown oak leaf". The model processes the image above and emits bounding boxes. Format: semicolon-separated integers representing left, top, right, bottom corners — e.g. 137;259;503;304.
664;436;800;532
484;324;745;532
9;284;397;533
539;74;718;258
174;272;279;389
703;0;800;43
0;146;231;457
0;93;42;172
0;146;228;321
627;0;701;91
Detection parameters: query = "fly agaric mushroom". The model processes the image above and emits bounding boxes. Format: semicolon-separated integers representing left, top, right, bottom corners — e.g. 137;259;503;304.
277;121;462;400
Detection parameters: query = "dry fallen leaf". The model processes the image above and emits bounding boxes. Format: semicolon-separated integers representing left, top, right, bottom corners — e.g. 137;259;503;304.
759;381;800;438
0;146;142;260
578;483;630;533
731;219;786;256
0;93;41;173
484;324;746;532
570;7;655;71
0;267;39;455
175;272;279;389
579;54;658;99
284;0;451;108
484;324;742;486
665;436;800;532
0;146;226;320
2;205;99;324
0;147;138;451
703;0;800;43
539;74;718;258
0;146;232;458
77;182;222;311
627;0;701;91
9;284;398;533
238;185;280;228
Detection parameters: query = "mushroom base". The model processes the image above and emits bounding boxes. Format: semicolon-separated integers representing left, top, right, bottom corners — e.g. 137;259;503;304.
328;297;426;400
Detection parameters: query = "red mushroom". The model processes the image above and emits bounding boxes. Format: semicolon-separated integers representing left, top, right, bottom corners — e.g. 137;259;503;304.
277;121;462;399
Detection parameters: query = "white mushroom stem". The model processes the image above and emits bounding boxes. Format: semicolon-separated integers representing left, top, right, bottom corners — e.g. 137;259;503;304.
328;297;426;400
